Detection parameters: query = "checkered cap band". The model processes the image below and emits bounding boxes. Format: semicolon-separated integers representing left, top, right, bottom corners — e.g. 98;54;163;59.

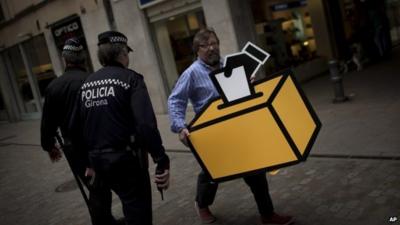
63;45;83;52
109;36;128;44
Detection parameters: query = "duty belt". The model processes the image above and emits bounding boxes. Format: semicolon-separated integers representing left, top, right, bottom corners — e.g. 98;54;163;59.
91;145;134;153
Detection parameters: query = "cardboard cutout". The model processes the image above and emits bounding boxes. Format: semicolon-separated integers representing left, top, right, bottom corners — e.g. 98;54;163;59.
187;42;321;182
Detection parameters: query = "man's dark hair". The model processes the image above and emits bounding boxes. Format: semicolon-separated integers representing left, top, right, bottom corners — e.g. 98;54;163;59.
62;50;86;65
97;43;127;66
192;27;219;53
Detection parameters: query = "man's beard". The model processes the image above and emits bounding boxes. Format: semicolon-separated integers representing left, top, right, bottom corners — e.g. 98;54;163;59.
207;52;220;66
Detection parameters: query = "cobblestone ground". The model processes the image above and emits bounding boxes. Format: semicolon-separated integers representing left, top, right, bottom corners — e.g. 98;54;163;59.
0;144;399;225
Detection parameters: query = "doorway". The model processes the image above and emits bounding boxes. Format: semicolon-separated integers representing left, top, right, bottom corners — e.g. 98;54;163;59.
153;10;206;94
1;34;56;120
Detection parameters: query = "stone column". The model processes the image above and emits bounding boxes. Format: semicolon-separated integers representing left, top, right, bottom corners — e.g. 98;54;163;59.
201;0;239;55
43;29;64;77
110;0;168;114
308;0;335;59
202;0;262;76
80;3;110;71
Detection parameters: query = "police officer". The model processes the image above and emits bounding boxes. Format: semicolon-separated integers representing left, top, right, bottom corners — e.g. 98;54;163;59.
74;31;170;225
40;38;119;225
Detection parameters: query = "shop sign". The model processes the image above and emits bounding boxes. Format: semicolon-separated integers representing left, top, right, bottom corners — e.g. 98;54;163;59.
51;16;85;51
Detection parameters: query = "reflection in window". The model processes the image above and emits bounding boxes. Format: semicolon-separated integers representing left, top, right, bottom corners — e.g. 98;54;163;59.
251;0;318;74
7;46;33;102
22;35;57;97
167;11;206;75
3;34;56;114
154;10;206;94
6;45;35;112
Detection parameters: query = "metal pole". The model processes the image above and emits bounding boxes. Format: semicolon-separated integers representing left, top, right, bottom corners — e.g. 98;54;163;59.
55;132;91;208
328;60;348;103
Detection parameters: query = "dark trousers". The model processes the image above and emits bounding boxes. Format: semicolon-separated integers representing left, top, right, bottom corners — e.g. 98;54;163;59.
196;170;274;216
89;151;152;225
63;146;115;225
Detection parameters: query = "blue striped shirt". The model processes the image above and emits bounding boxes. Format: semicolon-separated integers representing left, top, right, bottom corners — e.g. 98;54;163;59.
168;58;222;133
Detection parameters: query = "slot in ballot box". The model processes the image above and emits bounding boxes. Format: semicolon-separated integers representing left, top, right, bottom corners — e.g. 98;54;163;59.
187;70;321;182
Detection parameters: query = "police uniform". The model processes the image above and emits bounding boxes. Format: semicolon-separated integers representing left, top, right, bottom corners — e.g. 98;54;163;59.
41;38;117;225
76;31;169;225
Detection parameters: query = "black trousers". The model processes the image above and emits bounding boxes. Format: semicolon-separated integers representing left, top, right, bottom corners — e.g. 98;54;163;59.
89;151;152;225
63;146;115;225
196;170;274;216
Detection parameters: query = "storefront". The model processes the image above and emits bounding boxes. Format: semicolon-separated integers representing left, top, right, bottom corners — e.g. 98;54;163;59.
0;13;95;121
145;0;204;94
0;34;56;120
142;0;329;94
50;14;93;72
250;0;318;75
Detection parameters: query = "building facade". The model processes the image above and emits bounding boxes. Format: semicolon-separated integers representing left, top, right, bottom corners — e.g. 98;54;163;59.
0;0;398;122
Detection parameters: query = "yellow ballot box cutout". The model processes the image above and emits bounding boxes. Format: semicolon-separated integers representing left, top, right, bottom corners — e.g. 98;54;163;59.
187;42;321;182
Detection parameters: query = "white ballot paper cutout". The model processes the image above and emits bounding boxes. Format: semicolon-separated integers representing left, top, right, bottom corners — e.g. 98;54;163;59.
212;42;270;104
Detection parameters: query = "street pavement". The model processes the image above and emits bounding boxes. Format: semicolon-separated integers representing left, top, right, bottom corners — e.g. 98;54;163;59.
0;47;399;225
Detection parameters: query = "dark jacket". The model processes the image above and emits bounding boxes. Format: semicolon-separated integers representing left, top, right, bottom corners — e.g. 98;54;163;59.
40;66;88;151
74;62;167;164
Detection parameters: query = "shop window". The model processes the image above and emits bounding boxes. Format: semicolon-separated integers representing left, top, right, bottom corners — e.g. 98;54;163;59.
22;35;56;98
2;35;56;114
50;15;93;73
154;10;206;93
251;0;317;73
6;45;36;113
168;11;206;75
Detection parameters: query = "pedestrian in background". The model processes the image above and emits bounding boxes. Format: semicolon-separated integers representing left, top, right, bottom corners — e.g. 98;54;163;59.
71;31;170;225
40;38;120;225
168;28;294;225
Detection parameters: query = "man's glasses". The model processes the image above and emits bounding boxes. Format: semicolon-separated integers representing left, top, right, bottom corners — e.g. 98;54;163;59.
199;42;219;49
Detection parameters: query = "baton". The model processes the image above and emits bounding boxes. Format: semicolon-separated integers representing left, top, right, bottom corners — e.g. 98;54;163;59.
55;131;90;208
155;167;164;201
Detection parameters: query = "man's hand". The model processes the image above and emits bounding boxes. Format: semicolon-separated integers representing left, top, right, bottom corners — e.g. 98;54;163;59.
250;74;256;84
48;146;62;162
155;169;170;190
179;128;190;147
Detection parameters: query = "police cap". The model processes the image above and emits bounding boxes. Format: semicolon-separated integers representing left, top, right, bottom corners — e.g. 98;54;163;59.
63;37;84;52
97;31;133;52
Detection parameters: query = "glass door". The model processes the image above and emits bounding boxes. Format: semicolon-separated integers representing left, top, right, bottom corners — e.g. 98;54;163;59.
5;45;39;117
153;10;206;94
2;34;56;120
22;35;57;102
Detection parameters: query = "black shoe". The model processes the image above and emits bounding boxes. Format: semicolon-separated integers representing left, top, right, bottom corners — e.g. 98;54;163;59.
261;213;294;225
113;217;125;225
